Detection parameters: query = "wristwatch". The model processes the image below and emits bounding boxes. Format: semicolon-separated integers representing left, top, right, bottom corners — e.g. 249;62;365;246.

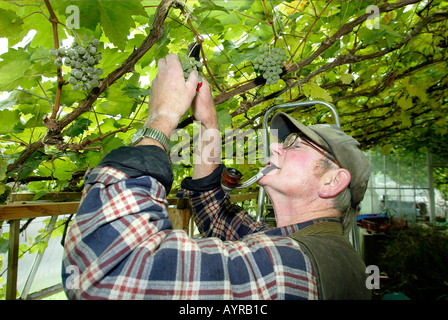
130;127;170;152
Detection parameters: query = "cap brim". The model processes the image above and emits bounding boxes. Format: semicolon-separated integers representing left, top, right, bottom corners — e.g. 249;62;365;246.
270;112;332;153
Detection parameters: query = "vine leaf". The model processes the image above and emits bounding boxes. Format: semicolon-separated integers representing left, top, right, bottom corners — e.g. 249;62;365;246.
0;8;24;46
217;109;233;130
341;73;354;84
400;111;412;128
397;95;413;110
97;1;148;51
53;158;79;181
302;82;332;102
0;50;32;91
63;118;93;138
0;109;21;135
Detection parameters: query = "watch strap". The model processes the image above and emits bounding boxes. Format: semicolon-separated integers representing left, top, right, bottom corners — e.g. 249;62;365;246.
131;127;170;152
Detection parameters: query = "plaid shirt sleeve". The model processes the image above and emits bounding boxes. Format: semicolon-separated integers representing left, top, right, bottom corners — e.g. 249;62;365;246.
178;186;268;241
62;147;317;300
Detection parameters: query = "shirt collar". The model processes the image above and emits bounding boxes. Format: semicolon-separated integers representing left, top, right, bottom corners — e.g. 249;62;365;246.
262;217;342;236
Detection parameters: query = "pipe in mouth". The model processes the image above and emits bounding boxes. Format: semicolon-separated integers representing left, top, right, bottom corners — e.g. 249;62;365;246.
221;165;278;192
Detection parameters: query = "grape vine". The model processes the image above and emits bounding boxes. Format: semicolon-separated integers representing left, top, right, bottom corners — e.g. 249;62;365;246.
50;35;103;92
253;47;287;85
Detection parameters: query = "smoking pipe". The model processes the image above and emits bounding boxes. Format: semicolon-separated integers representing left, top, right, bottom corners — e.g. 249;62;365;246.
221;165;278;192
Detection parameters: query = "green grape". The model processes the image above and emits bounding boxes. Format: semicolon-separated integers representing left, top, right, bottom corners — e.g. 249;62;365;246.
68;50;79;60
74;70;83;79
54;58;63;67
77;46;86;55
58;47;66;56
91;39;100;47
49;48;58;56
68;77;78;85
87;57;96;66
181;57;203;80
90;79;99;88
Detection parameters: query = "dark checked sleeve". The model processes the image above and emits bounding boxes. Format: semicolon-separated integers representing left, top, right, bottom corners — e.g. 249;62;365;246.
62;146;317;300
178;164;268;240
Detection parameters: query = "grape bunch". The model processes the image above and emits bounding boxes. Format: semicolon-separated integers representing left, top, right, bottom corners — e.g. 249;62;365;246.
253;47;287;85
50;35;103;91
181;57;203;80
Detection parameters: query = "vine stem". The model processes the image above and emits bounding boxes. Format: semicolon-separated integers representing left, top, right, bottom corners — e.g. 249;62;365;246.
288;1;330;63
44;0;63;120
262;0;278;42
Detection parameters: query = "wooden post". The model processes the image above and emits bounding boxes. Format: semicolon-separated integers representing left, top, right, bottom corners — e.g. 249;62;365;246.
6;219;20;300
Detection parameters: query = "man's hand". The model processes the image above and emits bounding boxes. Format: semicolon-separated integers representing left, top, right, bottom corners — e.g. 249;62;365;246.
191;79;222;179
192;79;218;130
144;53;199;137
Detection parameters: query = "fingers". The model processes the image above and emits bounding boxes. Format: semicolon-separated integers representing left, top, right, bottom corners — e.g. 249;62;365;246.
165;53;181;68
157;53;181;74
186;70;199;94
196;78;210;96
157;56;167;70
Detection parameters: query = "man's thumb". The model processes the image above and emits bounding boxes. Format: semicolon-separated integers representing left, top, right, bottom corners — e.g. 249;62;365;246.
186;70;199;93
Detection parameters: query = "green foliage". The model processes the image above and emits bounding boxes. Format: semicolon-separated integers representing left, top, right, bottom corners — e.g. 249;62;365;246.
377;226;448;300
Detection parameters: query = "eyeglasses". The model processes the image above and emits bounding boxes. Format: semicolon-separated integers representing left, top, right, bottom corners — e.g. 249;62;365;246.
282;132;341;168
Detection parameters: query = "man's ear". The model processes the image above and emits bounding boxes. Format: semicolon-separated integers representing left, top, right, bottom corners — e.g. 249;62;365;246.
318;169;351;199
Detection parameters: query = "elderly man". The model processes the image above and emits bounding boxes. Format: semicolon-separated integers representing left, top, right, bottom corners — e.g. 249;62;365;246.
62;53;371;300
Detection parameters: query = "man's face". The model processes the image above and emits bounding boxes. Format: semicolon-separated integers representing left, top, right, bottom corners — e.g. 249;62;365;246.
258;137;329;199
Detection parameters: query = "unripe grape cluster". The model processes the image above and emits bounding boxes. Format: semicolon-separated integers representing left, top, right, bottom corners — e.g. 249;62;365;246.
181;57;203;80
50;35;103;91
253;47;287;85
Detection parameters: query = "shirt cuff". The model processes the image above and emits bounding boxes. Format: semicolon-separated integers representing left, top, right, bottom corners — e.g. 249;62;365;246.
98;145;173;193
180;164;225;192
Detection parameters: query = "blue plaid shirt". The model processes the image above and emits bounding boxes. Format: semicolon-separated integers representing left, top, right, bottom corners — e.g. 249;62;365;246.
62;145;320;299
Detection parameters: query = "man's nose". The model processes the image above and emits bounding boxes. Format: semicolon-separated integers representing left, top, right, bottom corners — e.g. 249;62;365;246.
269;142;285;156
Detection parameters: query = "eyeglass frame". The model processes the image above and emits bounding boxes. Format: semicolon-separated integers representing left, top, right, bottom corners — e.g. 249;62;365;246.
281;132;342;168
